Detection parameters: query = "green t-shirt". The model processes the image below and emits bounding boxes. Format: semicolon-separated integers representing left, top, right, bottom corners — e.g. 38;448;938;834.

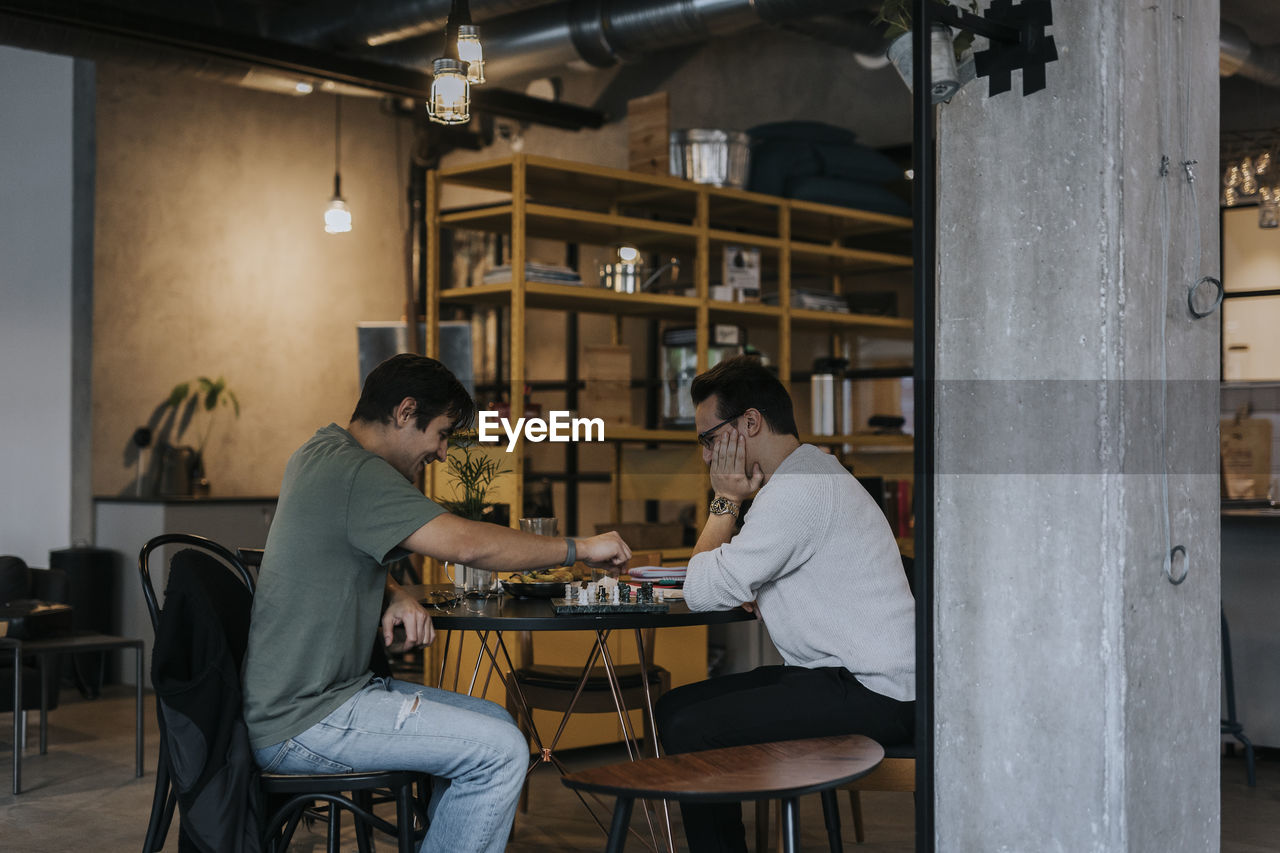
242;424;445;749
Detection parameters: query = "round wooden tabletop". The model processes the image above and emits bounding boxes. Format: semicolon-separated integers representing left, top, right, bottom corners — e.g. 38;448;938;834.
560;734;886;802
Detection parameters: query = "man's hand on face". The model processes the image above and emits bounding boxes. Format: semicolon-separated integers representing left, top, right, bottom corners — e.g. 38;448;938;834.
383;589;435;652
709;431;763;505
578;530;633;568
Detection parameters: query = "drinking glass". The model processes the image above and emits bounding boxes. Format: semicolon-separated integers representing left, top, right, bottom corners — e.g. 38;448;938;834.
518;517;558;536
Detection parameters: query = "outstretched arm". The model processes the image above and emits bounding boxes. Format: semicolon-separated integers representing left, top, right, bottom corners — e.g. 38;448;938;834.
399;514;632;571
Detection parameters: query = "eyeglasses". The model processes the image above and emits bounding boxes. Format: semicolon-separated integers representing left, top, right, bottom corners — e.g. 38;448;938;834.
697;414;742;449
421;589;462;611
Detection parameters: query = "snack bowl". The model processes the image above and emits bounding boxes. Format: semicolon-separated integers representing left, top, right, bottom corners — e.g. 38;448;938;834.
501;580;565;599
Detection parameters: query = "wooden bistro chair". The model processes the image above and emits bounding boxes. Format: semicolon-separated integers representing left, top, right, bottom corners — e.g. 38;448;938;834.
138;533;426;853
506;551;669;812
563;734;885;853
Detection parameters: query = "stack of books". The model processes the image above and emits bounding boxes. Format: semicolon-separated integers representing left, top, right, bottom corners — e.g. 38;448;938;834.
762;290;850;312
626;565;687;582
482;263;582;285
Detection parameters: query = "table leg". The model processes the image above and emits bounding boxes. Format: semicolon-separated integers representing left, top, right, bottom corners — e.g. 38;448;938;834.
465;630;490;696
136;643;144;777
780;797;799;853
39;652;48;755
820;788;842;852
606;797;635;853
633;628;675;853
435;630;452;688
11;645;21;794
596;636;640;759
597;636;666;853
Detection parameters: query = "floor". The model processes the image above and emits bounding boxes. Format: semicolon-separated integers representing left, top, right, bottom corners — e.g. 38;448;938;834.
0;686;1270;852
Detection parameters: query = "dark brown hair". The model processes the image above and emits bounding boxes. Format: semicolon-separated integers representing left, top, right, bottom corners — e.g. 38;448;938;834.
352;354;475;432
690;354;798;439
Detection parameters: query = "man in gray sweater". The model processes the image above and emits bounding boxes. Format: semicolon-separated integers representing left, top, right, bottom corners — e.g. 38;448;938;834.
656;354;915;853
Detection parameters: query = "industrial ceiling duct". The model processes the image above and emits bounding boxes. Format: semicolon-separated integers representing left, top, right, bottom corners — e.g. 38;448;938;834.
267;0;563;48
372;0;861;81
1221;20;1280;89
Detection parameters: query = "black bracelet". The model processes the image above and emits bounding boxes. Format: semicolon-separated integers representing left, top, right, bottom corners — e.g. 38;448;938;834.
561;537;577;567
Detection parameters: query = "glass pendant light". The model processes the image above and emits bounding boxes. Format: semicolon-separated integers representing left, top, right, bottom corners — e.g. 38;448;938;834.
324;96;352;233
457;25;485;84
428;59;470;124
428;0;480;124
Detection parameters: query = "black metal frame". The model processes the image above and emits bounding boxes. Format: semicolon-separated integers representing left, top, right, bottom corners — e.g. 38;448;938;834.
910;7;936;847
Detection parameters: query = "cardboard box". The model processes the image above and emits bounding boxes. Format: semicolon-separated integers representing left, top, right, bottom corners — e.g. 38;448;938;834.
582;345;632;426
1222;417;1273;499
628;93;669;176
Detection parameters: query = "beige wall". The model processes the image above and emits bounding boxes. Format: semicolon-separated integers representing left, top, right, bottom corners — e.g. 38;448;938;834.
92;64;411;497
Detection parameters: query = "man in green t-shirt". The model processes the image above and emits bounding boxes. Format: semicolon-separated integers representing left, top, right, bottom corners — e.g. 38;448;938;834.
243;354;630;853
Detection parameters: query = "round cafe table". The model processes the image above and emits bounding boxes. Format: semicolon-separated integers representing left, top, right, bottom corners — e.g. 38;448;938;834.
403;583;753;851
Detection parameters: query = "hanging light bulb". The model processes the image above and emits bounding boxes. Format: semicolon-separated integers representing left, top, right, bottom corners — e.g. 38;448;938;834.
324;96;352;233
428;0;478;124
428;59;470;124
1241;156;1259;196
325;180;352;234
457;25;485;84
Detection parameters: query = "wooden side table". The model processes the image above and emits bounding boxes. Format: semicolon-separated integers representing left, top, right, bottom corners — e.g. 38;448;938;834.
3;632;144;794
561;734;885;853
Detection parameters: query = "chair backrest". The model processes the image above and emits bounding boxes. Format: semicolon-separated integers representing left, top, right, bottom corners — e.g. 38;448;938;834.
138;533;254;636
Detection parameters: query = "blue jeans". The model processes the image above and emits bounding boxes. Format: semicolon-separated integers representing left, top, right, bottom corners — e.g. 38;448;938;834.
253;677;527;853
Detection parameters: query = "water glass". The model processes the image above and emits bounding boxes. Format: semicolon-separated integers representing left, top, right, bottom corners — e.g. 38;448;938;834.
518;517;559;536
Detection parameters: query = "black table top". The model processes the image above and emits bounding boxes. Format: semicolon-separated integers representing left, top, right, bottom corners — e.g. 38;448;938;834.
404;583;755;631
0;631;143;653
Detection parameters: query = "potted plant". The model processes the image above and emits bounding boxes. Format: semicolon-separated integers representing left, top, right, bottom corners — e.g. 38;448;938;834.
438;434;511;596
158;376;241;496
875;0;977;103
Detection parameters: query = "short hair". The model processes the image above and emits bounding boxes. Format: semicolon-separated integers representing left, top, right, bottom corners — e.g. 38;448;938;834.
690;354;798;439
352;354;476;433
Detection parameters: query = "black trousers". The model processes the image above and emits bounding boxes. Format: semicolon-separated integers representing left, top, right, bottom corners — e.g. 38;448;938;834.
655;665;914;853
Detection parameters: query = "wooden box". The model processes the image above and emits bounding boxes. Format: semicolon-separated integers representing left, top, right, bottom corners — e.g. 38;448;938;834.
628;92;670;176
581;345;632;426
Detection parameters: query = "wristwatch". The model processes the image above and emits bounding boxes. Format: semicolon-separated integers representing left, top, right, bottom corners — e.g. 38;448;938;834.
708;496;740;520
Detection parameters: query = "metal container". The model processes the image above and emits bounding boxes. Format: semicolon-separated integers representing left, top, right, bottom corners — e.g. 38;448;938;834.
598;260;644;293
669;129;751;188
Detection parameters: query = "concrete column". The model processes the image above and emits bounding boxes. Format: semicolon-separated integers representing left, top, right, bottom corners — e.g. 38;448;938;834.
934;2;1220;851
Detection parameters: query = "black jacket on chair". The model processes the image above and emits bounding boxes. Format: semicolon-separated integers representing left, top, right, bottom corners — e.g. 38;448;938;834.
151;549;262;853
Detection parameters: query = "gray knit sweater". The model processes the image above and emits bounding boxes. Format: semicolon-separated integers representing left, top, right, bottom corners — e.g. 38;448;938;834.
684;443;916;701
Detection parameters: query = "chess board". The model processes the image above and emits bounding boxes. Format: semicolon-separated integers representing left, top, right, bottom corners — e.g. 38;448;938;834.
550;599;670;615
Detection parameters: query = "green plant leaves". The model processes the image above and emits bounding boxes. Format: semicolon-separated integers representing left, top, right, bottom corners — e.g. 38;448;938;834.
162;375;240;454
439;435;510;521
